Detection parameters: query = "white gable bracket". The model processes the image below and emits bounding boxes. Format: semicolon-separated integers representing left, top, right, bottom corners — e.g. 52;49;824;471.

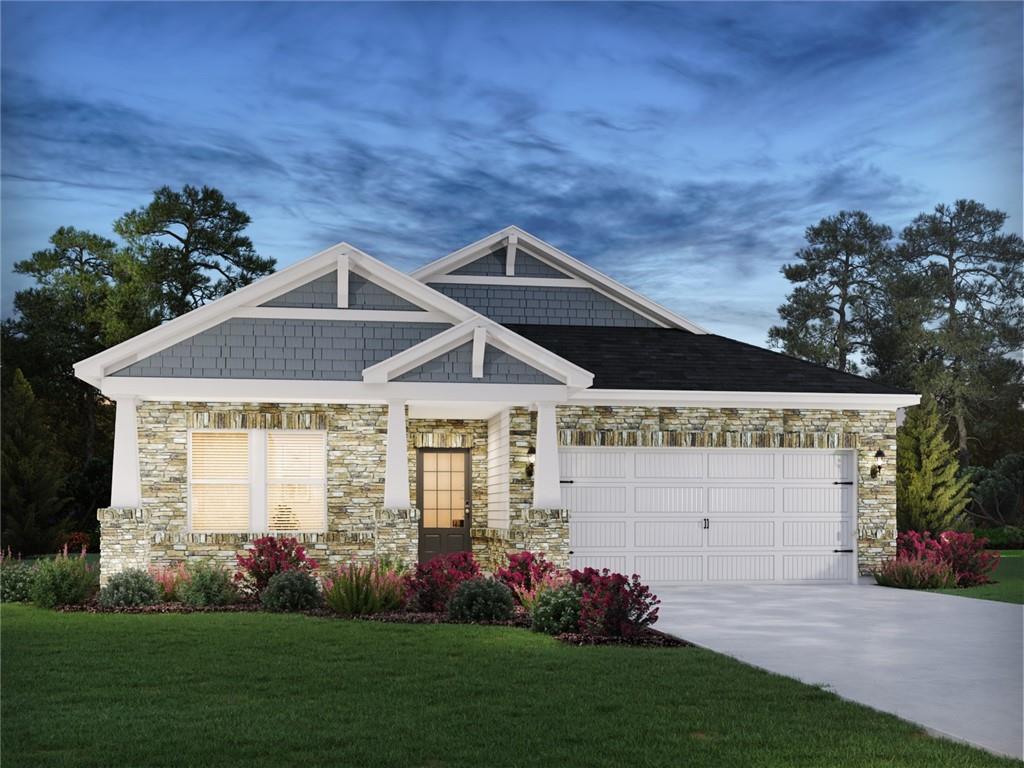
505;234;518;277
472;326;487;378
336;251;349;308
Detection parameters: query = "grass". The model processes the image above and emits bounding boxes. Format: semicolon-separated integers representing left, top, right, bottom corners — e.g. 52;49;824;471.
930;550;1024;604
1;605;1016;768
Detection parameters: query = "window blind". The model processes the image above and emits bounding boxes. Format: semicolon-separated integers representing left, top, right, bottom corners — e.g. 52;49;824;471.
190;432;250;532
266;432;326;531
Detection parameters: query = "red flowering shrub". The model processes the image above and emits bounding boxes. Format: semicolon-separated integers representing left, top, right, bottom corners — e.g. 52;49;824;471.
897;531;1000;587
569;567;660;638
63;532;92;552
495;551;557;599
405;552;480;612
235;536;319;595
874;558;956;589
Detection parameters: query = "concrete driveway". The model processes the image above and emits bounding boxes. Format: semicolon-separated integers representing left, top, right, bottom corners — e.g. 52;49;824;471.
655;583;1024;759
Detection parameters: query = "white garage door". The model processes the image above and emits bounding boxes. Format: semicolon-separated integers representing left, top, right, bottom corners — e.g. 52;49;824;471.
560;448;856;584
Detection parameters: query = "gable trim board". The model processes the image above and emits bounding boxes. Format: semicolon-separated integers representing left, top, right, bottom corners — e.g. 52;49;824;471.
412;226;709;334
75;243;481;387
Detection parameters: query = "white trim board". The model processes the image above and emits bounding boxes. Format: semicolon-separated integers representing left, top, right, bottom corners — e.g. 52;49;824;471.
566;389;921;411
234;307;450;323
411;226;708;334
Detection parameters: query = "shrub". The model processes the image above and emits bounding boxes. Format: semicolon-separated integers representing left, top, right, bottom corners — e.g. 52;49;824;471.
149;563;190;601
897;530;1000;587
532;584;582;635
30;547;98;608
323;561;406;616
62;531;93;552
448;577;514;623
570;567;660;638
0;551;36;602
874;558;956;589
973;526;1024;550
260;569;322;612
178;562;237;607
512;570;571;613
99;569;162;608
235;536;319;596
405;552;480;612
495;551;556;599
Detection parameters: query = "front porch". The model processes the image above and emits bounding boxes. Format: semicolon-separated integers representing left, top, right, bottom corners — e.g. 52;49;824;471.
97;399;570;582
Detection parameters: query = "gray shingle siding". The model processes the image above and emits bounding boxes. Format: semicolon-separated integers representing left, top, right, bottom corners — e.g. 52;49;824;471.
111;319;450;380
450;248;505;276
395;343;559;384
514;252;571;278
260;271;422;311
429;284;656;327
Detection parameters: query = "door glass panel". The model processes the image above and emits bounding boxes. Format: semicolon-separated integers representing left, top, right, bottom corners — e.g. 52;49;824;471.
421;452;467;529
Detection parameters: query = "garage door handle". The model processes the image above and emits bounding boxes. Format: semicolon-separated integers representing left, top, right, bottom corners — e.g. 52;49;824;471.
560;480;574;484
833;481;853;486
833;549;854;553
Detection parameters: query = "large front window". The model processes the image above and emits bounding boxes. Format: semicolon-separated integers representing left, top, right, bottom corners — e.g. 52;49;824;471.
189;430;326;532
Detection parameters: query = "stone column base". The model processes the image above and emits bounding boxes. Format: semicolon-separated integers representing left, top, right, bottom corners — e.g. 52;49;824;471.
97;507;150;586
375;508;420;568
471;508;570;572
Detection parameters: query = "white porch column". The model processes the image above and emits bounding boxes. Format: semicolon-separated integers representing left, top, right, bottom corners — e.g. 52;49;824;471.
532;402;561;508
110;397;141;508
383;400;411;509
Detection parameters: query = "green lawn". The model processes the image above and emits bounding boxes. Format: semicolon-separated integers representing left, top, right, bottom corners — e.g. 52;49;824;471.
931;550;1024;604
1;605;1015;768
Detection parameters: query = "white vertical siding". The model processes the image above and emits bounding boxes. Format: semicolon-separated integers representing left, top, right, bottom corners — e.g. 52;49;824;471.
486;410;510;528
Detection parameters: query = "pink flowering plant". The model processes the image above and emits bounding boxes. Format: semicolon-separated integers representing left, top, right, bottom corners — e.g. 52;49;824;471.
513;570;571;613
495;551;557;601
235;536;319;596
874;557;956;590
896;531;999;587
570;567;660;638
323;560;406;615
149;563;190;601
405;551;480;612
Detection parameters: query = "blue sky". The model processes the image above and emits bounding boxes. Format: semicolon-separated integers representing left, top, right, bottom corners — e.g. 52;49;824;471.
2;1;1021;345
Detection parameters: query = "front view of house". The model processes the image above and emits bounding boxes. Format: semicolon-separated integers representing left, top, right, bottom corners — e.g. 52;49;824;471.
76;227;919;585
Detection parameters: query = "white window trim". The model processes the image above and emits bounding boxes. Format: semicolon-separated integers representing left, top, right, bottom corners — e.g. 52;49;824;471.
188;428;328;534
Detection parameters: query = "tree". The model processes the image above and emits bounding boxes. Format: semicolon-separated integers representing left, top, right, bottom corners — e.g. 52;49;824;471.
897;395;973;532
1;370;73;554
967;453;1024;528
769;211;893;372
900;200;1024;461
114;185;275;319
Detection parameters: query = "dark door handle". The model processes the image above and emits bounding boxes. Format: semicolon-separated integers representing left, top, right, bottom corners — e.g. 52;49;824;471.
833;481;854;486
833;549;854;553
560;480;574;484
703;518;709;530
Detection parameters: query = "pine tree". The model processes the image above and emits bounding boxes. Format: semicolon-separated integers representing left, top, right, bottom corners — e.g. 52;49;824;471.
1;370;72;554
897;395;972;532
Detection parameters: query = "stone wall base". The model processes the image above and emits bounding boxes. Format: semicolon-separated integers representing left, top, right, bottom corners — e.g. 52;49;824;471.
471;508;570;572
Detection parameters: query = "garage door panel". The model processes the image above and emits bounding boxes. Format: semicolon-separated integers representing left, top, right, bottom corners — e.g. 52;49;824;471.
707;555;774;582
783;487;847;514
559;451;627;479
562;485;626;513
570;521;625;548
783;453;853;481
570;554;626;572
708;487;775;514
708;520;774;548
707;453;774;479
783;554;850;581
634;520;703;548
783;520;852;547
636;555;702;582
635;486;703;514
635;452;703;479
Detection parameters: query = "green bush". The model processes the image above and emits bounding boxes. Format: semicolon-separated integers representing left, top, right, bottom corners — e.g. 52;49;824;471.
177;562;237;607
974;526;1024;550
531;584;582;635
323;561;405;616
0;559;37;602
261;569;321;612
99;569;162;608
30;550;98;608
448;577;514;623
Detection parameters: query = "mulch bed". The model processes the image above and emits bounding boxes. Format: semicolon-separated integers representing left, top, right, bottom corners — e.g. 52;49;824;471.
51;603;688;647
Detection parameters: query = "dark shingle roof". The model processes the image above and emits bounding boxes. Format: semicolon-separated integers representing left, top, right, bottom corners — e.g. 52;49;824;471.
505;324;911;395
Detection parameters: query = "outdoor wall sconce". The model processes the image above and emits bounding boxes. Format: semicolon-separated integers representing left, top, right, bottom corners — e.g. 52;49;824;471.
526;447;536;478
870;449;886;478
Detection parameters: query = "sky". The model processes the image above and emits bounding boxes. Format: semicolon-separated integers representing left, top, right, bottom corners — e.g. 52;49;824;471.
2;1;1021;346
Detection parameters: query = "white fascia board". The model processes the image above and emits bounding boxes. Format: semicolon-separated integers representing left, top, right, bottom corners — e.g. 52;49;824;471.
411;227;514;281
234;307;450;323
425;275;589;287
567;389;922;411
73;245;349;387
100;375;570;404
362;320;478;383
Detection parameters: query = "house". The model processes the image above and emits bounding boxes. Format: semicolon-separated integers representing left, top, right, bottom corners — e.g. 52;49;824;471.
74;227;919;585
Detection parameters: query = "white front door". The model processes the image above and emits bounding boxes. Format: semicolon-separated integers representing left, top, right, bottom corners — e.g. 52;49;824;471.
560;448;857;584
